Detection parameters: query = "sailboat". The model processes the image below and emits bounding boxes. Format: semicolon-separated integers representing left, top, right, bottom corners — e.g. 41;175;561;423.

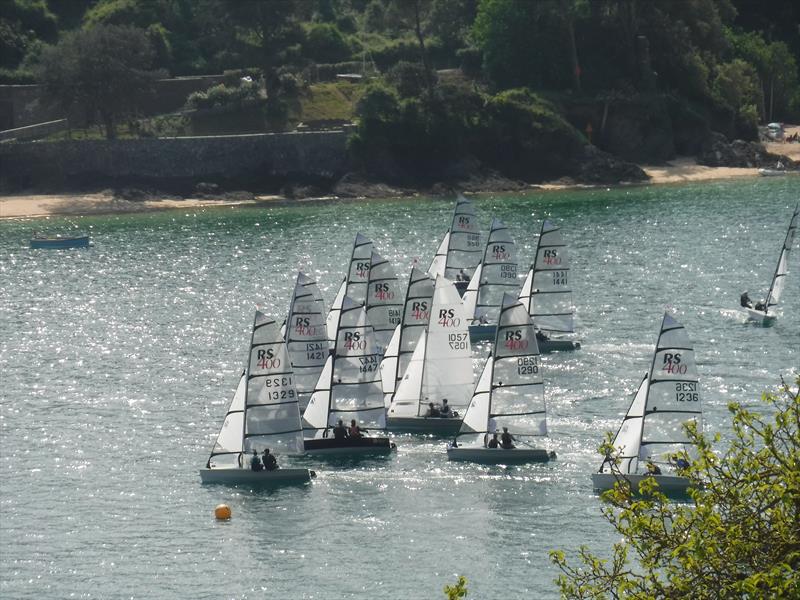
303;297;396;455
386;275;473;435
741;203;799;324
428;195;482;295
447;294;554;463
366;251;403;352
379;266;435;406
463;218;519;342
285;272;329;411
326;232;374;343
518;219;581;352
200;311;313;485
592;313;701;494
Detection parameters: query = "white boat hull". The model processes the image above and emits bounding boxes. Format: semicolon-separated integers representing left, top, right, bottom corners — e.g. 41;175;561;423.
446;446;552;464
386;416;462;435
591;472;691;494
199;468;312;485
303;436;396;456
743;307;776;324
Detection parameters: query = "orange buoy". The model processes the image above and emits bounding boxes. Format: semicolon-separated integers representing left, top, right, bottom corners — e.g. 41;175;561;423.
214;504;232;520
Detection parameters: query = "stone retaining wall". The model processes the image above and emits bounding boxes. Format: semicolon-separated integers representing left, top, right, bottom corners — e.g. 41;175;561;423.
0;130;350;191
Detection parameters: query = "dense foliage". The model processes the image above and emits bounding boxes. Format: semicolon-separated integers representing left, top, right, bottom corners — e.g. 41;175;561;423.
4;1;799;172
551;377;800;599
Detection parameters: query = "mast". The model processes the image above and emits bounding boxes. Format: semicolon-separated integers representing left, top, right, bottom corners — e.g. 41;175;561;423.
763;203;799;313
522;219;574;333
639;313;701;468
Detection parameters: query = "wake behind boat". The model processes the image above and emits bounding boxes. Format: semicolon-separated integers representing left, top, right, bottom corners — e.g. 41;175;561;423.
592;313;701;495
448;294;554;464
199;311;313;486
738;203;798;325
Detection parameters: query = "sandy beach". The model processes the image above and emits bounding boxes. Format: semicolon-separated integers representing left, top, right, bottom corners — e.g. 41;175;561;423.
3;129;798;220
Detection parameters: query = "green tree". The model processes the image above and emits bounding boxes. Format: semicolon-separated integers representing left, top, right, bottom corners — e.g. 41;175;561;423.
551;376;800;599
36;25;164;139
443;575;468;599
0;0;57;70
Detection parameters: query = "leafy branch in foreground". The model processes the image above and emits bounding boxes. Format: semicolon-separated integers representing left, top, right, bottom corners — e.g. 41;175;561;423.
444;575;468;599
551;376;800;599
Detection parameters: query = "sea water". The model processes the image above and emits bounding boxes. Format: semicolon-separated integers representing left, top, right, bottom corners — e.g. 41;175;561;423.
1;178;798;599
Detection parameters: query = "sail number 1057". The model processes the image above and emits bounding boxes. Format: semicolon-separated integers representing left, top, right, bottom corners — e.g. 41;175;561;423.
675;381;698;401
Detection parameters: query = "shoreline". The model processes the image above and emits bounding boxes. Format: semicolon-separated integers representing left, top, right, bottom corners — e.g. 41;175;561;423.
2;149;797;220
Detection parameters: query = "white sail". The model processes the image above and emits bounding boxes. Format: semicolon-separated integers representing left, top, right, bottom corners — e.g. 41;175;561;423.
428;231;450;279
304;297;386;436
387;266;435;395
523;219;574;333
380;324;401;406
639;313;702;466
244;312;305;455
366;251;403;351
206;371;246;468
285;272;329;410
461;262;482;322
390;275;474;416
603;374;648;474
346;232;374;305
475;218;518;322
764;203;799;312
206;311;305;468
444;195;482;281
456;293;546;446
325;279;346;344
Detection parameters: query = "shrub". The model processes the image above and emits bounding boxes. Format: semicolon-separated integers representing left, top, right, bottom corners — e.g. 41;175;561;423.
304;23;352;63
186;81;260;111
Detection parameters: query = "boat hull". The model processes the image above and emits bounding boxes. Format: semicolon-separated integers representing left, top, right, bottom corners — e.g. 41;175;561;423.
199;468;312;485
743;307;776;324
446;446;552;464
30;235;91;249
468;324;580;352
386;416;462;435
591;472;691;494
303;436;396;455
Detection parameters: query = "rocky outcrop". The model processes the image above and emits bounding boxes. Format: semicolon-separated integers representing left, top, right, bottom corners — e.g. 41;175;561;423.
571;145;649;184
697;132;795;169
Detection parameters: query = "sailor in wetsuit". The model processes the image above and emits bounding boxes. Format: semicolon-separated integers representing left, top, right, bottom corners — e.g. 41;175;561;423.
333;419;348;441
740;291;753;308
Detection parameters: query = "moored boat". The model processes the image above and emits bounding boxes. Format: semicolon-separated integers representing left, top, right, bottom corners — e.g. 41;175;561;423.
30;233;91;249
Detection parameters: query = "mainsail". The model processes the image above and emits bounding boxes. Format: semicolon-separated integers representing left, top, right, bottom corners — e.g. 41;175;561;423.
366;251;403;351
462;218;518;323
379;266;435;402
285;272;329;410
638;313;702;466
206;311;305;468
304;297;387;435
456;294;546;445
326;232;374;342
388;275;474;418
428;195;482;281
763;203;799;313
520;219;574;333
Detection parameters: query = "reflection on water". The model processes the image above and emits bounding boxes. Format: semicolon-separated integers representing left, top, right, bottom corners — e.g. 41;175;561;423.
1;178;798;598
